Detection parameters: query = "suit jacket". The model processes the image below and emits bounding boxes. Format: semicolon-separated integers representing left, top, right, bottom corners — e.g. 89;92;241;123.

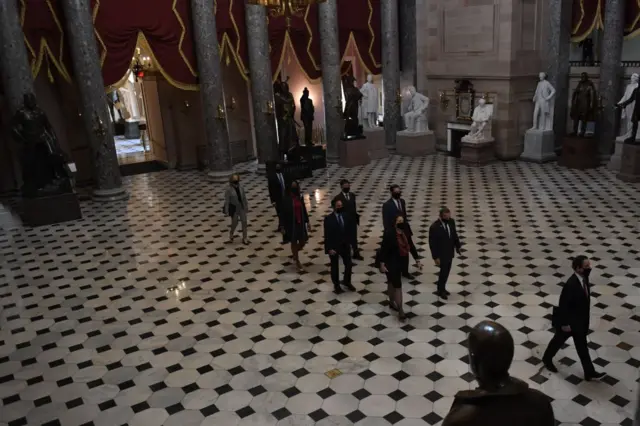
333;192;359;224
324;213;354;254
428;219;461;262
268;172;289;204
382;198;412;235
224;184;248;214
555;274;591;335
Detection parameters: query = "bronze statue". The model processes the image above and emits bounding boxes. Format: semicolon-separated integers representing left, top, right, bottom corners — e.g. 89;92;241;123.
570;72;597;137
275;79;299;157
11;93;72;198
442;321;555;426
300;88;315;146
342;75;363;138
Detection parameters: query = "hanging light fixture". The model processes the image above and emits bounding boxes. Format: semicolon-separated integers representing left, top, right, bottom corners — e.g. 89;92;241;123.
247;0;325;20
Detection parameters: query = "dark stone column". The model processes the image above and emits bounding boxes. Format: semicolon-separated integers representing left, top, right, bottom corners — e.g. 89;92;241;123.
318;0;342;164
381;0;401;149
0;0;34;114
245;4;278;172
546;0;572;147
190;0;232;181
399;0;416;88
598;0;625;159
61;0;126;201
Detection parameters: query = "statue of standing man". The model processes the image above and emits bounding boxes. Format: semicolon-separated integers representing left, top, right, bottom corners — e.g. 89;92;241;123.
570;72;597;137
359;74;379;129
530;72;556;132
300;88;315;146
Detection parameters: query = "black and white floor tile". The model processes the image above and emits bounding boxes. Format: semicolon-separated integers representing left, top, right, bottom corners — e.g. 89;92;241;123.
1;154;639;426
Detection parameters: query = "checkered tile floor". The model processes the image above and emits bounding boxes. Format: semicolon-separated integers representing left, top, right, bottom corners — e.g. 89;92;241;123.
1;154;639;426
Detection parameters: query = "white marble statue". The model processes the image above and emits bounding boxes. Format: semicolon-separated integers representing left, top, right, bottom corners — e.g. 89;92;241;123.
463;98;493;142
359;74;379;128
530;72;556;131
618;73;639;138
403;86;430;132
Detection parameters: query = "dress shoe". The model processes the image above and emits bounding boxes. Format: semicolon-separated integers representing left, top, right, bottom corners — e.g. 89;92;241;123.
343;283;356;292
543;360;558;373
443;290;451;296
333;286;343;295
585;371;605;381
435;291;448;300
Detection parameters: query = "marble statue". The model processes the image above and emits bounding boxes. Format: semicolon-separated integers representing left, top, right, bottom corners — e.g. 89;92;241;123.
300;88;315;146
342;75;364;138
617;73;639;140
10;93;72;198
442;321;555;426
403;86;430;132
530;72;556;131
570;72;597;137
617;81;640;144
462;98;493;142
359;74;379;128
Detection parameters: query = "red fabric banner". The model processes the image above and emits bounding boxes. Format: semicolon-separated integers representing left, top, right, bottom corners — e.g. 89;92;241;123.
571;0;602;42
216;0;249;77
625;0;640;38
19;0;73;82
91;0;198;90
338;0;381;75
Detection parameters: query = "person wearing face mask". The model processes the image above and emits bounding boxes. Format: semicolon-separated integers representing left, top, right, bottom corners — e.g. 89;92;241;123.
429;207;462;300
281;180;311;272
382;184;415;279
333;179;362;260
223;174;249;245
378;214;422;321
268;164;290;241
542;255;605;381
324;199;356;294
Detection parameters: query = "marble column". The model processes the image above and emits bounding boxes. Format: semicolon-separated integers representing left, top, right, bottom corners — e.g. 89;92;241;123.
0;0;34;114
245;4;278;171
399;0;417;88
598;0;625;159
190;0;232;181
381;0;401;149
318;0;342;164
546;0;572;146
61;0;126;201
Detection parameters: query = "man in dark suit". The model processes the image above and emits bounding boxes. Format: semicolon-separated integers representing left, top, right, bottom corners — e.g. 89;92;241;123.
382;184;414;279
324;199;355;294
542;255;605;381
428;207;461;300
268;164;289;239
333;179;363;260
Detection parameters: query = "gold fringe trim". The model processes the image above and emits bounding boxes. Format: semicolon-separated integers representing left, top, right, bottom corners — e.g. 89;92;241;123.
172;0;198;77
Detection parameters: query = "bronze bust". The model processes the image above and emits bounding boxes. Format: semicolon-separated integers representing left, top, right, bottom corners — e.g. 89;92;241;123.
11;93;72;198
570;72;597;137
442;321;555;426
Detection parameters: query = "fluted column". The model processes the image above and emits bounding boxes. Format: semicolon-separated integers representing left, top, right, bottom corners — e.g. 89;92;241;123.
245;4;278;171
318;0;342;163
381;0;401;149
190;0;232;181
61;0;126;201
546;0;572;147
0;0;34;114
598;0;625;159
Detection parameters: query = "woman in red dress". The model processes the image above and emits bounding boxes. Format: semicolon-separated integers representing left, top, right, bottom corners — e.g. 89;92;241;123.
281;180;311;272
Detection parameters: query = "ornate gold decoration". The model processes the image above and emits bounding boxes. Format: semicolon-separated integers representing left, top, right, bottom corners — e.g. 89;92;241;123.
228;97;237;111
265;100;274;115
92;113;106;138
248;0;325;28
216;105;226;120
396;89;402;104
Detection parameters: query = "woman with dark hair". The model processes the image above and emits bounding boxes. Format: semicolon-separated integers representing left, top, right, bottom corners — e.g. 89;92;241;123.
378;214;421;320
281;180;311;272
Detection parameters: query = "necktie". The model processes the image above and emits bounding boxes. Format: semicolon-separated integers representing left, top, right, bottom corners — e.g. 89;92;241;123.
345;193;349;201
338;214;344;229
278;174;284;191
396;200;402;211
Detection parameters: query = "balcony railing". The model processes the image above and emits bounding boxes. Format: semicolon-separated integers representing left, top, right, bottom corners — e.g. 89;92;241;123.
569;60;640;67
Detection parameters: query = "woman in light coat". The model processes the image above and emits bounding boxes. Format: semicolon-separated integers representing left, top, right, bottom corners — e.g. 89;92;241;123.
223;174;249;244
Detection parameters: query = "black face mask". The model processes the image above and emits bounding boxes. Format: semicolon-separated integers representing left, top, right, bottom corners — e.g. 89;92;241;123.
396;222;406;230
582;268;592;279
336;207;344;214
291;187;299;194
392;192;401;199
342;188;350;194
275;168;281;173
232;180;239;185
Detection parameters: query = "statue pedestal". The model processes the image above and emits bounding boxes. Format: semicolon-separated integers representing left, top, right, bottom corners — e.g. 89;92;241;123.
559;135;599;169
617;143;640;182
396;131;436;157
609;137;628;172
521;129;556;163
124;119;141;139
339;137;370;168
460;138;495;166
21;192;82;227
364;128;388;160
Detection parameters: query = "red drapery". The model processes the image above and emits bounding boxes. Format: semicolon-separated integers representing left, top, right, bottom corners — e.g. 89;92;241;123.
338;0;381;75
91;0;198;90
625;0;640;38
571;0;640;41
216;0;249;78
268;4;322;81
19;0;72;82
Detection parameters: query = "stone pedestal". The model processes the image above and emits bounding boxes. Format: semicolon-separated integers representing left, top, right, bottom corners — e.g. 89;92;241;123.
124;120;141;139
339;137;370;168
364;128;388;160
608;138;624;172
460;138;495;166
617;143;640;182
559;136;599;169
396;131;436;157
21;192;82;227
521;129;556;163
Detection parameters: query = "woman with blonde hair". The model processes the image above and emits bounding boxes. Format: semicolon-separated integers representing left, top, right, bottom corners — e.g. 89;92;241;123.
223;173;249;244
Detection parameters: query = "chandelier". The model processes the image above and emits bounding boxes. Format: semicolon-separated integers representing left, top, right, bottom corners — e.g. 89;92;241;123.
247;0;325;20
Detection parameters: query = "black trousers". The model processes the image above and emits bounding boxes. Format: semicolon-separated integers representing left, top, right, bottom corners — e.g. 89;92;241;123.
330;245;352;286
351;227;359;253
437;259;452;292
543;329;595;375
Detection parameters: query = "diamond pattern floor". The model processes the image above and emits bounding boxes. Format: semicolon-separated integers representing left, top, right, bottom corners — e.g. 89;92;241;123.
1;154;639;426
